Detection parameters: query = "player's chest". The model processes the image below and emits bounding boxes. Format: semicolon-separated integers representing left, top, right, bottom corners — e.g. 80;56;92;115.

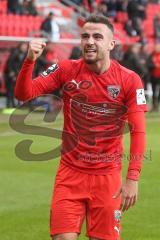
62;73;125;104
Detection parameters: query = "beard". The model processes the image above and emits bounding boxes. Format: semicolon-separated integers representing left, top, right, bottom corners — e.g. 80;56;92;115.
83;52;99;64
83;49;104;64
84;58;98;64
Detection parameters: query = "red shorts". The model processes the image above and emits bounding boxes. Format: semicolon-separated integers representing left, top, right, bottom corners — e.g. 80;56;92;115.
50;163;122;240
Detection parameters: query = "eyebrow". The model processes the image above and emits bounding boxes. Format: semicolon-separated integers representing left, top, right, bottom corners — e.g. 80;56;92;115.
81;33;104;38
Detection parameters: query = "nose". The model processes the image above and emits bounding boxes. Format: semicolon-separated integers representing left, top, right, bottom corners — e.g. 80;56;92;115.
87;36;95;45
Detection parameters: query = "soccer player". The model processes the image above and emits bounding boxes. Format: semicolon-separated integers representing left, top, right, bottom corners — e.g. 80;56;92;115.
15;14;147;240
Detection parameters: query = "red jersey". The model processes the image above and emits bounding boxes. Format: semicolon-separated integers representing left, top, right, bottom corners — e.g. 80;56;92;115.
15;58;147;177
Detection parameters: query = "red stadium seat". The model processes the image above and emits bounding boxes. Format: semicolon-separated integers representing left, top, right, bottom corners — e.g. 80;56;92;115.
143;20;154;37
116;12;128;24
0;0;7;14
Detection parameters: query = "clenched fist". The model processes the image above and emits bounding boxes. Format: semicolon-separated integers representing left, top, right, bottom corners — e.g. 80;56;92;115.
27;39;46;61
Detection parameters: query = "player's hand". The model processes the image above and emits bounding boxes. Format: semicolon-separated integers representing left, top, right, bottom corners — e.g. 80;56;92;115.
27;39;46;61
113;179;138;212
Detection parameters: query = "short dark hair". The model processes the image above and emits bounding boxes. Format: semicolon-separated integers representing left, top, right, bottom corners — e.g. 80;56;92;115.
84;14;114;33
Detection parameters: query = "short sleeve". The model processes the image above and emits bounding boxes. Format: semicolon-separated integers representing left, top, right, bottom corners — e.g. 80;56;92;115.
124;72;148;113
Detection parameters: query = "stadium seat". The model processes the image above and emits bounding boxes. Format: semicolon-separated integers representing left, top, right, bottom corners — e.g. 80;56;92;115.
116;12;128;24
0;0;7;15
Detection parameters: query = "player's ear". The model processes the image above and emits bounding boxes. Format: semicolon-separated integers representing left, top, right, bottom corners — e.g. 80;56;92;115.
108;39;116;51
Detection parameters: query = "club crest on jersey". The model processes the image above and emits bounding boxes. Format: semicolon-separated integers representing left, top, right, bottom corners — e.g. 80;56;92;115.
107;85;120;99
41;64;58;77
114;210;121;222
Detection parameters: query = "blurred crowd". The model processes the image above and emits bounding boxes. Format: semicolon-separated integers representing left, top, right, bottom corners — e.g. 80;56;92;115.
68;0;160;43
69;0;147;37
2;41;160;112
7;0;38;16
7;1;60;42
7;0;160;42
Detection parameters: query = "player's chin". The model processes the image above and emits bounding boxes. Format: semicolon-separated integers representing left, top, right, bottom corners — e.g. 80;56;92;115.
84;57;97;64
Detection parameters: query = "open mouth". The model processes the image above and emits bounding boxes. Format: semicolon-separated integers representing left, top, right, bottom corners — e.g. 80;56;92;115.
85;49;96;53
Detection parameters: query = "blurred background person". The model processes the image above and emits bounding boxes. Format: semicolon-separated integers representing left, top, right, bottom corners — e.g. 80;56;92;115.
40;12;60;42
124;19;138;37
153;12;160;43
7;0;20;14
111;44;124;63
122;44;146;79
127;0;146;36
69;46;82;60
105;0;117;19
3;42;28;108
94;2;109;17
138;44;151;93
147;44;160;112
19;0;38;16
116;0;127;12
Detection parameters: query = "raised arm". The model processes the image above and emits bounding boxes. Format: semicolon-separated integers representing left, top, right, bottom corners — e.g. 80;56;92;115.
15;40;61;101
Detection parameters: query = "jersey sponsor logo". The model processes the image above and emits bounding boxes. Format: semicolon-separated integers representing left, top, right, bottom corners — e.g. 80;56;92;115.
107;85;120;99
136;89;146;105
63;79;92;91
41;64;58;77
70;94;128;146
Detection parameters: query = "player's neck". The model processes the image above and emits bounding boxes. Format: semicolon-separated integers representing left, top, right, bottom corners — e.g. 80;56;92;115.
86;59;110;75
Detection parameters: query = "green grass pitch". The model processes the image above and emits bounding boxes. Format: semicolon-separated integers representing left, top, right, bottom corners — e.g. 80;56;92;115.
0;110;159;240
